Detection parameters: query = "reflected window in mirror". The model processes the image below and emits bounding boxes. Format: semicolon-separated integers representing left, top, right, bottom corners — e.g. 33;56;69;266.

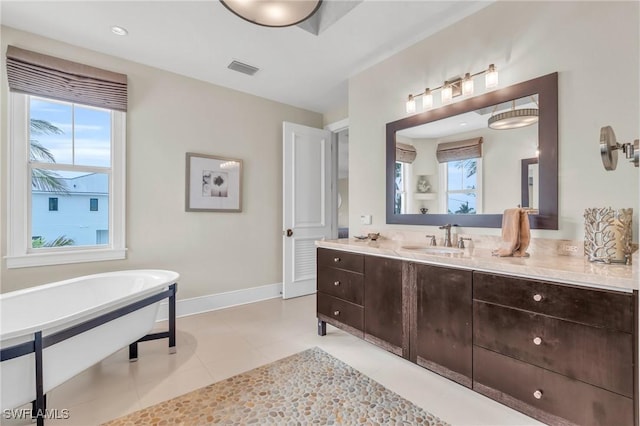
441;158;482;214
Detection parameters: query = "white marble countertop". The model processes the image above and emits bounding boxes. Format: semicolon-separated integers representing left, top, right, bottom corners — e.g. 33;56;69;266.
316;238;638;293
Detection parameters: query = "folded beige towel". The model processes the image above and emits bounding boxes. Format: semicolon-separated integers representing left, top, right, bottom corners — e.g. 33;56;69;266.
492;208;530;257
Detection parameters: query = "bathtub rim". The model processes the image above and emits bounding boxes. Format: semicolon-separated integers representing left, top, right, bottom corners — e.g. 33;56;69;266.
0;269;179;342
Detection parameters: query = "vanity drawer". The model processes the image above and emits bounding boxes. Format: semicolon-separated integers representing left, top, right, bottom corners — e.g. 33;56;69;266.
317;248;364;273
317;267;363;305
317;293;363;332
474;346;634;426
473;301;633;397
473;272;633;332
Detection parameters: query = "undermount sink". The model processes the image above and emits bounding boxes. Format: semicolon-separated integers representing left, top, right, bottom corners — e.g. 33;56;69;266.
400;245;464;255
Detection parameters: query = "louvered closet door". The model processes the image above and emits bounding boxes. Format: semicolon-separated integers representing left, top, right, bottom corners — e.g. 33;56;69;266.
282;122;333;299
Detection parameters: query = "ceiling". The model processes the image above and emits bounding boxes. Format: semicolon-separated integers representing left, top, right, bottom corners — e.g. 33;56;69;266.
1;1;492;114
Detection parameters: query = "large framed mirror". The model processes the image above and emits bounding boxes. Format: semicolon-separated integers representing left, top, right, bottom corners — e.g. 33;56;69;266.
386;72;558;229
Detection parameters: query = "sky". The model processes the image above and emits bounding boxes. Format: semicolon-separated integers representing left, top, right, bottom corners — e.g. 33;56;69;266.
29;96;111;175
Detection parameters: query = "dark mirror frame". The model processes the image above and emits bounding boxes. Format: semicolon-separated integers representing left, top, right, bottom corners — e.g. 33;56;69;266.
386;72;558;229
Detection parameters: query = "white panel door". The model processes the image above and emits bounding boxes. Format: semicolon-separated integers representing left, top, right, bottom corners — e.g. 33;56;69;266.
283;122;333;299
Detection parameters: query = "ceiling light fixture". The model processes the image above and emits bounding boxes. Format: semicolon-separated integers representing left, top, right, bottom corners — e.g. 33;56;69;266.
488;98;539;130
220;0;323;28
404;64;499;114
111;26;128;36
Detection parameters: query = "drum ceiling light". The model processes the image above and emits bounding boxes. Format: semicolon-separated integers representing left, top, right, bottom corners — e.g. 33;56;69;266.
220;0;323;28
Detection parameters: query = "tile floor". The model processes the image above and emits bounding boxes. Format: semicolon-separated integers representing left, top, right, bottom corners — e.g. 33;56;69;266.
3;295;543;426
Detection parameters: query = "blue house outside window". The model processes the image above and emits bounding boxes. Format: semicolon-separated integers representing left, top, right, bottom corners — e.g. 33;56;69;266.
90;198;99;211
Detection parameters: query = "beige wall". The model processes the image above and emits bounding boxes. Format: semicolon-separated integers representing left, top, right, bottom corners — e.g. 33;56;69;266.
0;26;322;296
348;1;639;240
322;103;348;127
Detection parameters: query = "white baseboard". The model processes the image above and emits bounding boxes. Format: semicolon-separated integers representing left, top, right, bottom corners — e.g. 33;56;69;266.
155;282;283;321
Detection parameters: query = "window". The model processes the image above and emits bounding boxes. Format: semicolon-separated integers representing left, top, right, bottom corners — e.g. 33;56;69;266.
394;161;412;214
440;158;482;214
7;93;126;268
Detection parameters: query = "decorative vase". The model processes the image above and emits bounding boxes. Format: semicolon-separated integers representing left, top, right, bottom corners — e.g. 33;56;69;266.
584;207;633;264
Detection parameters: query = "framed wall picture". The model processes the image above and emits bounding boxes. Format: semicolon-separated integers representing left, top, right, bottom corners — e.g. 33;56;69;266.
185;152;243;212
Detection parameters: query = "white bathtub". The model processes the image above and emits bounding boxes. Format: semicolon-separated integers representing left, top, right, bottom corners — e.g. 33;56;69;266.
0;269;179;412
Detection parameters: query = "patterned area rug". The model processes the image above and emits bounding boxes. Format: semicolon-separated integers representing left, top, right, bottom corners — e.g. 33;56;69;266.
103;347;449;425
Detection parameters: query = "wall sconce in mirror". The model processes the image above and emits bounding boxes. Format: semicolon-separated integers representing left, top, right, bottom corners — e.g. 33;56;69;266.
405;64;499;114
600;125;639;170
220;0;322;27
488;97;539;130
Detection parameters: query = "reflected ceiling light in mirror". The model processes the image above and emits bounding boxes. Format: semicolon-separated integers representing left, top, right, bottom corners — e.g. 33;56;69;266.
404;64;499;114
220;0;322;27
488;98;539;130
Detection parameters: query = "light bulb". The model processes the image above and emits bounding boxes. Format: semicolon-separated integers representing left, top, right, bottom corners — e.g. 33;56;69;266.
422;89;433;109
441;83;453;104
462;73;474;96
406;94;416;114
485;64;498;89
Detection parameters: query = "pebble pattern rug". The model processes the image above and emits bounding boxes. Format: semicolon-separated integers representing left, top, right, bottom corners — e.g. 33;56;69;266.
103;347;449;425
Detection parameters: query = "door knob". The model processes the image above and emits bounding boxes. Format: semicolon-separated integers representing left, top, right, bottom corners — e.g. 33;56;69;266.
286;229;293;237
533;294;543;302
533;337;542;345
533;390;543;399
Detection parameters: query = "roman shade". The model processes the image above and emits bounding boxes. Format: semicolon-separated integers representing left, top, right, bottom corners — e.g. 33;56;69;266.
6;45;128;112
396;142;417;163
436;137;483;163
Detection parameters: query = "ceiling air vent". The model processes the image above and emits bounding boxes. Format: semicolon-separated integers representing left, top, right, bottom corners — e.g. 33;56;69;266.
227;60;259;76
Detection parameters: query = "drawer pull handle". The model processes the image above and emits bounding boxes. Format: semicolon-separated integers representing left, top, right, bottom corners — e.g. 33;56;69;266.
334;257;341;263
533;390;543;399
533;294;543;302
533;337;542;345
334;281;340;286
333;310;340;316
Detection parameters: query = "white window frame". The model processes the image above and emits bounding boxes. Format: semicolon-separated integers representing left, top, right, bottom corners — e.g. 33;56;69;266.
395;161;413;214
439;158;483;214
6;93;127;268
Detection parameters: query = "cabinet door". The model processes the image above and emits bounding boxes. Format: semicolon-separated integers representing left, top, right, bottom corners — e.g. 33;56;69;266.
364;256;405;356
415;264;472;387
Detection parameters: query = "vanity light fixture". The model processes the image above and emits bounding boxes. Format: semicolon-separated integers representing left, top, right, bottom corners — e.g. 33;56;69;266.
441;82;453;104
406;95;416;114
220;0;322;27
422;88;433;109
488;98;539;130
485;64;498;88
462;73;474;96
404;64;499;114
600;125;639;170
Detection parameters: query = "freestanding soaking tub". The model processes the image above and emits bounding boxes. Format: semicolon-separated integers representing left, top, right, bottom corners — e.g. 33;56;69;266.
0;269;179;424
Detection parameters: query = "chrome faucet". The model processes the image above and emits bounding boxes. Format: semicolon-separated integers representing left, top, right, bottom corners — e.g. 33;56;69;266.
425;235;437;246
439;224;453;247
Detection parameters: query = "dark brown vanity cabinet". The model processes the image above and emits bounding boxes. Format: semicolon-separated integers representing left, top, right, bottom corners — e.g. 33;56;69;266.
363;255;405;356
413;264;472;387
316;248;638;426
316;248;364;337
473;271;636;426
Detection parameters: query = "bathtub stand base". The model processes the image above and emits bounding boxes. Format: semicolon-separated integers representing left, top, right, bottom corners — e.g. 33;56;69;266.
127;283;177;362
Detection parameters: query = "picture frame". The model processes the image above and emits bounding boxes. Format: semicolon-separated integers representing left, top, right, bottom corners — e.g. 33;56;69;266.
185;152;243;212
